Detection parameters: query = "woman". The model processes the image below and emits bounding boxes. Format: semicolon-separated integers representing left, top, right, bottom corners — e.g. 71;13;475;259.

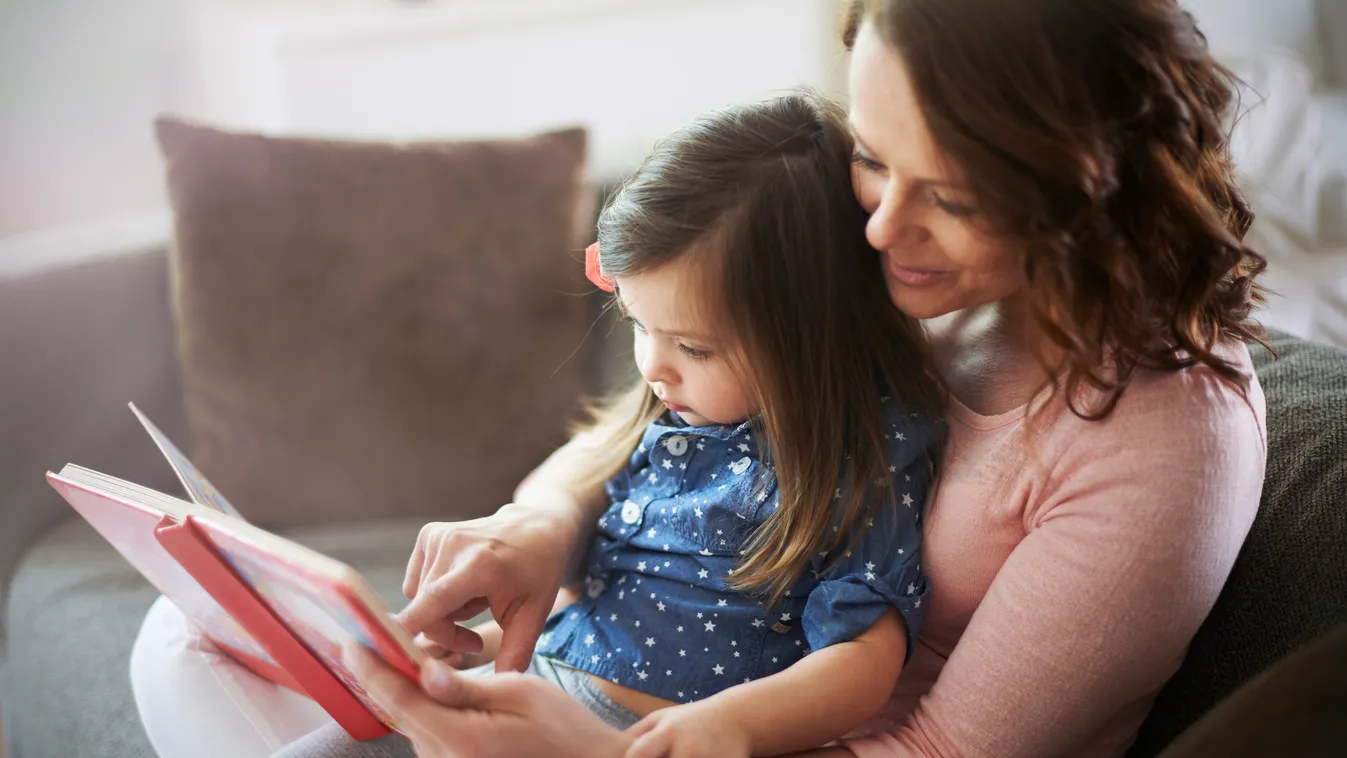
131;0;1268;756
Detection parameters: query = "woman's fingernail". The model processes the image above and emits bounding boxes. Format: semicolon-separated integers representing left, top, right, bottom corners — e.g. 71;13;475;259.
424;662;455;691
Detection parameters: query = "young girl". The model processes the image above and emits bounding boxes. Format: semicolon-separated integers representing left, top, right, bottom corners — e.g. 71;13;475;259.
427;90;944;757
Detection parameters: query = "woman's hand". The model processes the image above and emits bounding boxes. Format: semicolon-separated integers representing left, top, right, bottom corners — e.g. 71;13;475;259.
399;500;584;673
344;644;633;758
625;702;752;758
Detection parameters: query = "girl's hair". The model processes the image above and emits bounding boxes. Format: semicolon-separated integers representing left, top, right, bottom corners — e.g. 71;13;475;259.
572;90;940;606
843;0;1267;419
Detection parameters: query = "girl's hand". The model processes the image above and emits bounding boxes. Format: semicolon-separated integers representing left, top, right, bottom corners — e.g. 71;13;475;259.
399;500;584;673
625;702;753;758
343;643;633;758
415;619;502;670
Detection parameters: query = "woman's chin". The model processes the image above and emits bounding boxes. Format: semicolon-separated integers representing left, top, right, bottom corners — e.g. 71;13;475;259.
886;279;956;320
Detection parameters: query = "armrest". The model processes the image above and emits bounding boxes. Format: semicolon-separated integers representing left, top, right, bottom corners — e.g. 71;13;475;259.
0;241;189;651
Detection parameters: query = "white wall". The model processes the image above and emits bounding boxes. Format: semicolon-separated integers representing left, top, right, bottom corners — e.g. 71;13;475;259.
0;0;849;239
0;0;188;236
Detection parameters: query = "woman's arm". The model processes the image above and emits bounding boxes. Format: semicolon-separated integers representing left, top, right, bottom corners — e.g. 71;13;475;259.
627;610;907;758
843;376;1267;757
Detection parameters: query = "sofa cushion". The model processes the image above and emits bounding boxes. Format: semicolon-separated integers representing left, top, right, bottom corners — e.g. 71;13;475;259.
157;118;592;528
2;515;425;758
1131;330;1347;755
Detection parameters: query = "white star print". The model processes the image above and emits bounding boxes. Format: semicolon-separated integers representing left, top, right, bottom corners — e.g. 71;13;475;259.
866;571;877;581
592;655;600;663
713;664;724;675
717;599;728;607
679;650;686;657
738;443;750;452
903;493;915;507
907;583;918;595
896;432;906;441
752;619;764;628
677;626;683;632
915;599;922;608
646;637;656;647
694;507;703;518
635;621;641;627
772;657;778;663
637;561;647;571
697;613;703;619
637;670;648;681
662;459;673;470
866;561;876;571
610;614;618;621
734;651;740;657
898;548;905;555
667;670;673;676
585;634;595;645
710;472;718;479
657;602;666;611
647;528;657;538
698;569;709;579
889;466;897;473
780;613;792;622
705;621;716;632
663;544;670;551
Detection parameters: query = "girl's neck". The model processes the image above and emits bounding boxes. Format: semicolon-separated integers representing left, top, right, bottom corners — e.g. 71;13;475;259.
924;292;1054;417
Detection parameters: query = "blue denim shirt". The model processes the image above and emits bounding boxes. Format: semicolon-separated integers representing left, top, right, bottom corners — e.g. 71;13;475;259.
536;400;938;703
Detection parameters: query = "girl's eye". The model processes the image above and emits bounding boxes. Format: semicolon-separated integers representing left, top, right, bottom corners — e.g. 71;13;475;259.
678;344;711;361
930;191;977;218
850;151;883;173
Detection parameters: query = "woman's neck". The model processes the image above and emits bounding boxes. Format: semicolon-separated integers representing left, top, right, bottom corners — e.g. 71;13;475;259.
924;293;1052;417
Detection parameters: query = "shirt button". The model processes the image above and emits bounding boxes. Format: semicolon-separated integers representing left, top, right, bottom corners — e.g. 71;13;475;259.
621;500;642;524
665;435;689;456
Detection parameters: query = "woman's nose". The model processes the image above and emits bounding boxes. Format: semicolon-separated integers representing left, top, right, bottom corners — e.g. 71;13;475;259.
866;189;931;253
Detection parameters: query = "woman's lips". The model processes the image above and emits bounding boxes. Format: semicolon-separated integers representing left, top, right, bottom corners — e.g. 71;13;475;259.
886;258;949;287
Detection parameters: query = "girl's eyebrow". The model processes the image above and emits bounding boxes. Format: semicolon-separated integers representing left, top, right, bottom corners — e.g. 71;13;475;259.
615;291;714;344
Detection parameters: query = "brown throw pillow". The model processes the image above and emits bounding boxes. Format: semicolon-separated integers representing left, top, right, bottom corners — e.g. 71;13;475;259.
156;117;592;528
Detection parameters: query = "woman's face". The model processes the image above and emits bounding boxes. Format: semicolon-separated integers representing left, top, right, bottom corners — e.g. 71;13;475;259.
847;21;1024;320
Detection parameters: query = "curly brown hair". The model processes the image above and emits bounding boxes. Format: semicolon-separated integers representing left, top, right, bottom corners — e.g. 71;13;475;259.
844;0;1268;419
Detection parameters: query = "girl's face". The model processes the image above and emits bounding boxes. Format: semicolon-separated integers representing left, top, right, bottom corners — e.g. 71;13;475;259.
847;21;1024;320
616;257;756;427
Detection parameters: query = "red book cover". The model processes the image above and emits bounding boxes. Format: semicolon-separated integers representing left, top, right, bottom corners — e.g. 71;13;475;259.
46;465;424;740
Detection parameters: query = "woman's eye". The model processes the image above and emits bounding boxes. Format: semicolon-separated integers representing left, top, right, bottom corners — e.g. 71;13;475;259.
931;192;977;218
850;151;883;173
678;344;711;361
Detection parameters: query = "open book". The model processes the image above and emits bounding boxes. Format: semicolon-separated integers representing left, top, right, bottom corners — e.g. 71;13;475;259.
46;404;424;741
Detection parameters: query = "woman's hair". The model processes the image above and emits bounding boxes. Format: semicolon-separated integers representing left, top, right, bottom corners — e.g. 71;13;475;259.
843;0;1267;419
572;90;940;606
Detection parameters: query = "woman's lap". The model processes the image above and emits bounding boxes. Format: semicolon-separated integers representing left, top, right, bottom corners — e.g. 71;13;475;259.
131;597;639;757
130;596;346;757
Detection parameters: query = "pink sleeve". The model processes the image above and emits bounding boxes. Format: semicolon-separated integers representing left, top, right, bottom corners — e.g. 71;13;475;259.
844;375;1266;758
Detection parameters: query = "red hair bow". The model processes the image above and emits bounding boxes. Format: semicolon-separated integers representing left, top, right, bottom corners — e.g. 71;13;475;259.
585;242;615;292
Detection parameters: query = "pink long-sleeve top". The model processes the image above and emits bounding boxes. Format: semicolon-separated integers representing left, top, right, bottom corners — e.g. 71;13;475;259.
843;342;1267;757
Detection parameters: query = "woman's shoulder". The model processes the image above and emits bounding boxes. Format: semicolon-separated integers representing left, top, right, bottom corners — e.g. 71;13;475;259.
1043;339;1266;445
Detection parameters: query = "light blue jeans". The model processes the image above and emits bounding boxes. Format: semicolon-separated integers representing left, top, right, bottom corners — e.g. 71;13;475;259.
273;655;640;758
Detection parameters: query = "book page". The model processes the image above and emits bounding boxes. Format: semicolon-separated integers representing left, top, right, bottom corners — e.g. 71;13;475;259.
129;402;246;521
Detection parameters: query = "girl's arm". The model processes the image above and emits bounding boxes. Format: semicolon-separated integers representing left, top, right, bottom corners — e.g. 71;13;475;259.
627;609;907;758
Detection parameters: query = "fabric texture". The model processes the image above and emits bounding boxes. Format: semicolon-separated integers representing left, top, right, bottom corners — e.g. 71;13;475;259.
157;118;592;528
537;403;937;703
1130;332;1347;756
842;341;1268;758
1153;620;1347;758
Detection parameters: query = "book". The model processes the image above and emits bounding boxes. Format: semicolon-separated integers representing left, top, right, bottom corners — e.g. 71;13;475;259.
46;404;425;740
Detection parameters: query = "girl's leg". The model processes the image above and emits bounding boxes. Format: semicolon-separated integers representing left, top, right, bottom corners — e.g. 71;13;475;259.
130;596;335;758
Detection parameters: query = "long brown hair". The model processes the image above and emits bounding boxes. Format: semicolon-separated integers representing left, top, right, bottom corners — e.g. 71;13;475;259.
572;91;939;606
844;0;1268;419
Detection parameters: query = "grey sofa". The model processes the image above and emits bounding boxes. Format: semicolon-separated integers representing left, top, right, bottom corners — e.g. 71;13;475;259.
2;236;1345;758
